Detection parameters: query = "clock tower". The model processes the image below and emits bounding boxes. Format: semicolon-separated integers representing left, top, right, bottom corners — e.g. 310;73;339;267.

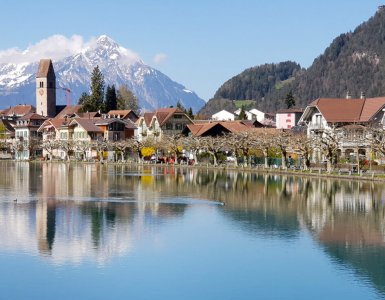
36;59;56;117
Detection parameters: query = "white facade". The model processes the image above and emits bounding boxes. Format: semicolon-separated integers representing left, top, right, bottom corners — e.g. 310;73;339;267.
212;110;235;121
249;109;265;122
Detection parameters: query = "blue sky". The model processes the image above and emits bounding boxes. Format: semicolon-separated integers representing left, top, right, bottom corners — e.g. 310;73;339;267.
0;0;383;100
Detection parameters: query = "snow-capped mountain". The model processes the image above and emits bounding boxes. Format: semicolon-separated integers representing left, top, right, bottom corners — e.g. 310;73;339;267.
0;35;205;112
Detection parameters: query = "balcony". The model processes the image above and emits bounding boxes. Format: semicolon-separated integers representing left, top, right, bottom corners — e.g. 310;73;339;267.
308;123;325;131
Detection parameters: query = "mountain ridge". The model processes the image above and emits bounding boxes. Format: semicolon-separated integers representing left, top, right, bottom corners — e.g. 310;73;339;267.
201;8;385;114
0;35;205;112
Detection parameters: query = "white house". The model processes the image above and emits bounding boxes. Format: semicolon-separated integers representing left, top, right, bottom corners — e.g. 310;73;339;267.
211;110;235;121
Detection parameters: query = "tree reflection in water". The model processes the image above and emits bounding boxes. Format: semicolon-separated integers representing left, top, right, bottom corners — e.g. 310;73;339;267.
0;162;384;294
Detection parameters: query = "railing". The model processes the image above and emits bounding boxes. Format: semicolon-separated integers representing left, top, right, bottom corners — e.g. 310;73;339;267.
307;123;325;131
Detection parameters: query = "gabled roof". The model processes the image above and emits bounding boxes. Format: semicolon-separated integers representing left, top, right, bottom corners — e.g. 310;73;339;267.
303;97;385;123
184;121;250;137
143;112;155;127
156;108;186;125
107;110;138;119
36;59;55;78
54;105;82;119
69;118;103;133
0;119;15;133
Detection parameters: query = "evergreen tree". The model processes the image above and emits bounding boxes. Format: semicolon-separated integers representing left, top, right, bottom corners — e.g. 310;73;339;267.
78;92;90;105
116;85;139;113
285;91;295;109
187;107;194;119
105;85;117;112
81;66;105;112
238;106;247;120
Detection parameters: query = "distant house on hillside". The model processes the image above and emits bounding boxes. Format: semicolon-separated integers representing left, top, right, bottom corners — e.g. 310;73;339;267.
276;108;304;129
212;110;235;121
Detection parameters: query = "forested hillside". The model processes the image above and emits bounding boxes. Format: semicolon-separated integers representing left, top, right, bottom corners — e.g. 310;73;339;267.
201;8;385;115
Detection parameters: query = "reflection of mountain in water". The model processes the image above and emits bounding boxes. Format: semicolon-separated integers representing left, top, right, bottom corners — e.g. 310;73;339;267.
1;163;385;294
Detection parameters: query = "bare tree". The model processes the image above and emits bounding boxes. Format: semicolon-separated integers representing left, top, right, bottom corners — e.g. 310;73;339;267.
59;140;75;161
275;130;293;169
181;135;203;165
313;127;340;173
75;140;92;161
112;139;130;162
200;136;226;166
41;139;59;160
291;132;313;170
253;129;276;168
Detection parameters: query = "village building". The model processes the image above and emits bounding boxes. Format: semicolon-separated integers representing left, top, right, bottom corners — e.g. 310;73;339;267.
299;97;385;162
211;110;235;121
137;107;193;141
14;113;47;160
276;108;304;129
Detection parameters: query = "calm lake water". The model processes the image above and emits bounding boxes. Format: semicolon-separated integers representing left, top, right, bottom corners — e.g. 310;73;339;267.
1;162;385;299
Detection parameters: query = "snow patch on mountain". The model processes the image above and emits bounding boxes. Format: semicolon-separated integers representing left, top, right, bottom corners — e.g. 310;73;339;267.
0;35;205;112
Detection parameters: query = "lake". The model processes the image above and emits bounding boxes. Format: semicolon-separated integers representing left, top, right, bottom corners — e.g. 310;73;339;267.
0;162;385;299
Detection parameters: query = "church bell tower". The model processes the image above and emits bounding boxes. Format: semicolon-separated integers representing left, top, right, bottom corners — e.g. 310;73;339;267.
36;59;56;117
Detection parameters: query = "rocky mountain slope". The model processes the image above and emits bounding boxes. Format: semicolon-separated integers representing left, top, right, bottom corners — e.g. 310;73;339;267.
0;35;205;112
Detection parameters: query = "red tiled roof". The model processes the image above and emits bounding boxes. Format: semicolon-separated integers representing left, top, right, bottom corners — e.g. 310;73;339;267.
360;97;385;122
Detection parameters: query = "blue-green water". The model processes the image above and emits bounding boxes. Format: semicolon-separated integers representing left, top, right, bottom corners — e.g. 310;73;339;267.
0;162;385;299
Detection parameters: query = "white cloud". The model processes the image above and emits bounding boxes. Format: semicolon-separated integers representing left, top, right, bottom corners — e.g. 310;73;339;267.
0;35;87;64
0;34;142;65
153;53;167;65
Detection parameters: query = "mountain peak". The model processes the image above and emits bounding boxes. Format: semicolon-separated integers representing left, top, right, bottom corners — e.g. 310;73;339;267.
94;35;119;50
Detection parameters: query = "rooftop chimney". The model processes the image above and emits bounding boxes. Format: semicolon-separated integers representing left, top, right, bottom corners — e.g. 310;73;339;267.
346;91;352;99
360;91;366;100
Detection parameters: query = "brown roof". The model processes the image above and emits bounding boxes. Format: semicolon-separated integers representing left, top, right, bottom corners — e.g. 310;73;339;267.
54;105;82;119
19;113;47;121
2;105;35;117
36;59;55;78
143;112;155;127
360;97;385;122
0;119;15;133
70;118;103;133
310;98;365;123
107;110;136;119
185;121;250;136
307;97;385;123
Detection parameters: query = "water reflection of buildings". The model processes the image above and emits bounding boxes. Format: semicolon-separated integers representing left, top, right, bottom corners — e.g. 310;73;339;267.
2;163;385;294
0;163;189;265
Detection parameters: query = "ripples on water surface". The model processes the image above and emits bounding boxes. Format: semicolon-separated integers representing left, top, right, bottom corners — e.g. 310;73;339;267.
0;162;384;299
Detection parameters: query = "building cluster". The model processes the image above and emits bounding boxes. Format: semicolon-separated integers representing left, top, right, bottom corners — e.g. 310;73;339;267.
2;58;385;164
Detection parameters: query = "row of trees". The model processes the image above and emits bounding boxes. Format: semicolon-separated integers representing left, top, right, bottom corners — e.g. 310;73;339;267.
78;66;139;113
7;125;385;173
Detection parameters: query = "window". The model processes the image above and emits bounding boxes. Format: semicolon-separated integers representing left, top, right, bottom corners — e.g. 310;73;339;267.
40;82;44;88
287;113;291;117
175;123;183;130
286;119;291;123
166;123;173;130
174;115;182;119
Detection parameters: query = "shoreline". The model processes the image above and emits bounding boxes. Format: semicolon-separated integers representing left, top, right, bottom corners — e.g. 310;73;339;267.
6;159;385;183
